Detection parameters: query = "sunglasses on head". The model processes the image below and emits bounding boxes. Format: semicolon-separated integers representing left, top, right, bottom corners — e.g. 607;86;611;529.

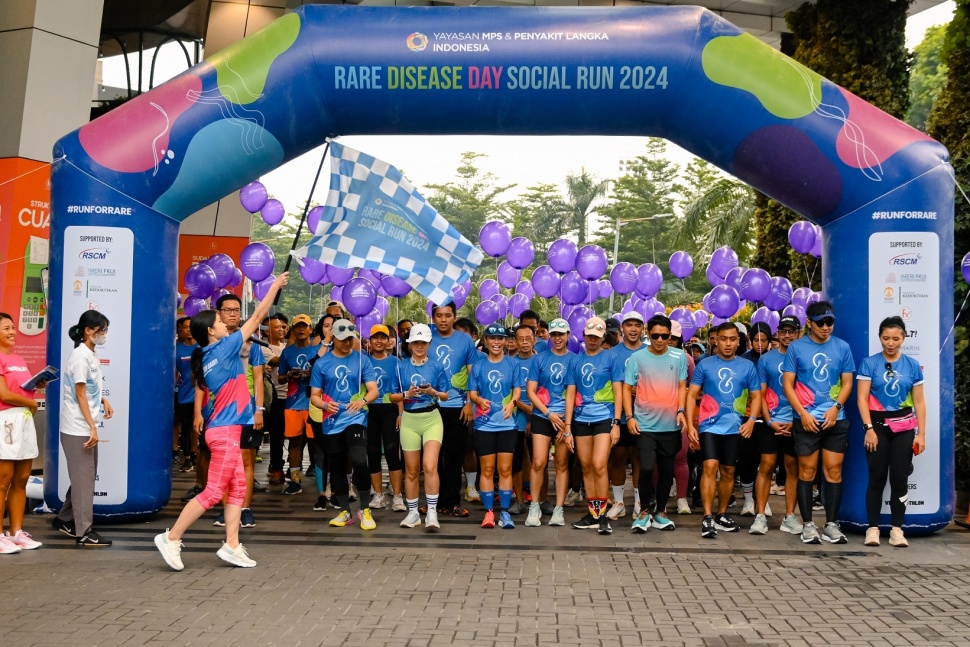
334;323;356;334
585;322;605;331
814;317;835;327
549;320;568;331
650;333;671;341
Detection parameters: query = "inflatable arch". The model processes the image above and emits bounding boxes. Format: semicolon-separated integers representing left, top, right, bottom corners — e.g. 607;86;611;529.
48;6;954;532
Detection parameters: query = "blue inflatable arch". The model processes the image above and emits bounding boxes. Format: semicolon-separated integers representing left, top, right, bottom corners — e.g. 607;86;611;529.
49;6;954;532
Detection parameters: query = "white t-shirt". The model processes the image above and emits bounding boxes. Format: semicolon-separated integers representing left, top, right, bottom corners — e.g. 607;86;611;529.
60;344;103;436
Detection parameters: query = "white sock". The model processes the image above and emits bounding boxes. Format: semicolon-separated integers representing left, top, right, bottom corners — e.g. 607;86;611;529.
467;472;478;489
742;482;754;505
612;485;624;505
427;494;438;512
634;490;641;508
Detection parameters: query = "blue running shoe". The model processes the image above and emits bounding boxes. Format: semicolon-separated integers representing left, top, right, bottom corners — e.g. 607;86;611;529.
498;510;516;529
631;512;651;533
651;513;675;531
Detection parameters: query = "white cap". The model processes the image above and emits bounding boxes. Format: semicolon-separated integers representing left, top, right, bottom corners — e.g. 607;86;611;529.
408;323;433;343
621;311;644;324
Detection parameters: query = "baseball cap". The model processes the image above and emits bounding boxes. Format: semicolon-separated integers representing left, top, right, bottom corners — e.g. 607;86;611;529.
605;317;621;333
291;314;312;327
407;323;432;343
369;324;391;337
734;321;748;336
326;300;345;311
670;321;683;338
583;316;607;338
778;315;801;330
548;318;570;334
809;308;836;323
688;341;707;353
332;319;357;340
621;311;644;324
483;323;507;338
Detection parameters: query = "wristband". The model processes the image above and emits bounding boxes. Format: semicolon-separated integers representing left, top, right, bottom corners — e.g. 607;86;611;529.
563;432;573;437
255;406;265;412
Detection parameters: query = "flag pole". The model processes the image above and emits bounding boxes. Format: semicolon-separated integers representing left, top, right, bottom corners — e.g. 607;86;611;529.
274;140;331;306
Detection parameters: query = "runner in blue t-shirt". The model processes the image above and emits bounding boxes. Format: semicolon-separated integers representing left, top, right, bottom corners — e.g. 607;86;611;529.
309;319;378;530
565;317;624;536
365;324;404;512
510;325;536;516
174;317;198;471
756;315;803;536
468;323;521;530
525;318;574;527
781;300;855;545
277;315;321;495
687;321;761;539
856;316;927;548
155;272;289;571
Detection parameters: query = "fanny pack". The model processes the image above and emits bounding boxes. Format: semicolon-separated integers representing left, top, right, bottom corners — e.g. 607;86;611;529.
874;408;918;433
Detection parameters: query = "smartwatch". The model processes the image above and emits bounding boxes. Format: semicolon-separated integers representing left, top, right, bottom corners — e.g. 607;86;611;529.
677;408;686;414
835;402;844;411
611;418;621;426
863;423;874;431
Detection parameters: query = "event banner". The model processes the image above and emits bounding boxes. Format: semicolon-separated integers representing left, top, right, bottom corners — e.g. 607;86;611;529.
177;234;249;302
58;226;133;505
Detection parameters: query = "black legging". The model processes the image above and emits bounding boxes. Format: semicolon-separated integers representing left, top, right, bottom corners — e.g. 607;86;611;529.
637;432;679;513
866;418;916;527
314;424;371;509
267;397;286;472
367;403;402;473
737;435;759;486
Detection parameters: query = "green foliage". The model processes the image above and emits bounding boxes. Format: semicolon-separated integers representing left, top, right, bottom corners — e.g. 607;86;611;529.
928;0;970;486
907;24;949;131
752;193;797;277
508;183;572;257
425;152;516;245
674;176;756;267
564;171;610;246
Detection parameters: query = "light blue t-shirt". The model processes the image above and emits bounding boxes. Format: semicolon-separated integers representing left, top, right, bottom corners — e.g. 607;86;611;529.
369;355;402;403
690;355;761;435
528;351;574;419
429;329;479;408
782;336;855;420
398;359;449;412
758;349;794;423
566;349;624;424
308;351;376;435
857;353;923;412
468;356;518;432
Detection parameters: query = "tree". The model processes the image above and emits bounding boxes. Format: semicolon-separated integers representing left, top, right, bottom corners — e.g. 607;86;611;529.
508;183;571;256
674;176;756;267
907;24;949;132
927;0;970;488
563;170;610;246
425;152;515;246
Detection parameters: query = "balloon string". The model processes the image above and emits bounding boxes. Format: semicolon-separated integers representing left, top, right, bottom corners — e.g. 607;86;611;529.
941;289;970;356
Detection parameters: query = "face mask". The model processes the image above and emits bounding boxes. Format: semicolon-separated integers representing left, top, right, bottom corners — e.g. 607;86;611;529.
93;333;108;346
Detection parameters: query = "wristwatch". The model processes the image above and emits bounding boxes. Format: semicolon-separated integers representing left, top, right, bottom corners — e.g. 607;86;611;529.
835;402;844;411
863;423;874;431
612;418;621;426
677;408;686;414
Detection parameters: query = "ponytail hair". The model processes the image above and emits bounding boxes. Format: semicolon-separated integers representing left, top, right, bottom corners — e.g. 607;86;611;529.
189;310;218;389
68;310;110;348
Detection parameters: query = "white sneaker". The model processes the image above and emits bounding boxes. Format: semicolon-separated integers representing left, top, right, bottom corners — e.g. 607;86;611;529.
369;493;387;509
764;502;772;517
606;502;626;520
154;531;184;571
425;509;440;531
548;506;566;526
400;510;422;528
217;542;256;567
563;489;582;507
465;485;481;502
8;530;42;550
676;498;692;515
740;500;756;516
391;494;406;512
525;502;542;527
0;535;22;554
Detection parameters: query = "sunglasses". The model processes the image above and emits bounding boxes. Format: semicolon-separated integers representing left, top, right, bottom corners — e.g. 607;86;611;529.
813;317;835;327
585;322;605;331
778;328;798;335
885;362;895;380
549;320;569;331
650;333;671;341
334;323;357;334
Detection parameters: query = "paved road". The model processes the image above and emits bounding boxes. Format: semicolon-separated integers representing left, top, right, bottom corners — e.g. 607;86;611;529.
4;467;969;646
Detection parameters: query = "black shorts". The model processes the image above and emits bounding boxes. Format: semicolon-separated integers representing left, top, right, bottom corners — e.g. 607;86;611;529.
316;424;367;454
699;433;743;467
753;421;777;455
475;428;517;455
531;416;558;438
239;424;262;449
765;421;797;457
572;420;612;437
616;420;637;447
792;418;849;456
637;430;682;472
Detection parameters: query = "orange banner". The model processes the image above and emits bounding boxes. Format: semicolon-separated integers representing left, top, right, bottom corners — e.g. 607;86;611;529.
0;157;51;374
177;234;251;308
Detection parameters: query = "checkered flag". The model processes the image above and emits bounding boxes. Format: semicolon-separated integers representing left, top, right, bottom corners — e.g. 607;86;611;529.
292;142;483;305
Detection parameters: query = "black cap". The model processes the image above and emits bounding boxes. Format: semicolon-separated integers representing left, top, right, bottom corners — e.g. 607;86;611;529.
778;315;801;330
605;317;621;333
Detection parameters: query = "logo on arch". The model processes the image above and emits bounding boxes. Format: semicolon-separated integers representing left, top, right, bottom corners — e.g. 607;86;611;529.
889;253;921;267
407;33;428;52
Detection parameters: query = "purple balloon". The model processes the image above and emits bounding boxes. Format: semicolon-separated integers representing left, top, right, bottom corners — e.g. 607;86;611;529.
560;271;589;306
567;307;592;334
709;247;740;277
204;253;236;289
497;261;522;289
253;275;275;301
751;306;772;326
567;334;583;354
343;277;378;316
183;296;207;317
490;293;510;318
635;263;663;298
788;220;817;254
740;268;771;302
507;237;536;270
708;285;741;318
479;221;512;257
807;291;823;305
261;198;285;226
425;301;435;321
547;239;578;274
531;265;561;299
669;307;694;333
597;280;612;300
515;280;536;300
327;265;356;287
475;300;500;325
575;244;609;280
702;291;714;312
767;310;781;334
239;243;275;282
693;309;709;329
479;279;500;301
329;286;343;305
358;268;383;287
724;266;745;293
791;287;812;309
782;304;807;327
451;282;469;309
226;267;243;288
382;275;412;297
509;293;531;318
185;263;217;298
763;276;793;311
210;288;231;302
307;205;324;235
706;264;726;287
298;258;327;284
809;229;823;258
375;296;389;318
668;251;694;279
358;309;383;338
239;181;268;213
610;262;637;294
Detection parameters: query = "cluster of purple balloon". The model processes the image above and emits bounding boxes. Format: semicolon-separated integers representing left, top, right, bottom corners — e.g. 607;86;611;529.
788;220;823;258
240;180;287;226
182;254;244;317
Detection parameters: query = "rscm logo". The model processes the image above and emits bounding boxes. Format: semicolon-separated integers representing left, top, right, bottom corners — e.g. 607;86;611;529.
888;253;921;266
79;247;110;260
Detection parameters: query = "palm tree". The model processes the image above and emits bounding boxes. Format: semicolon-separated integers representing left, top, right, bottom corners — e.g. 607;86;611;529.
674;177;756;266
564;170;610;247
